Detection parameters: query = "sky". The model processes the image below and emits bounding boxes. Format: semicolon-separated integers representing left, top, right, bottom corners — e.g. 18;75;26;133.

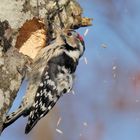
1;0;140;140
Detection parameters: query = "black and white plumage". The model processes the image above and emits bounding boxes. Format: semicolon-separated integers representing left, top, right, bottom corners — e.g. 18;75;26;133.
2;30;85;134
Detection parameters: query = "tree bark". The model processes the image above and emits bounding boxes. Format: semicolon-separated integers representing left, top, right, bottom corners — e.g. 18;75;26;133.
0;0;92;133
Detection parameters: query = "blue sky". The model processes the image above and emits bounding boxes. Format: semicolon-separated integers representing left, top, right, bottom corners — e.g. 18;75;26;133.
1;0;140;140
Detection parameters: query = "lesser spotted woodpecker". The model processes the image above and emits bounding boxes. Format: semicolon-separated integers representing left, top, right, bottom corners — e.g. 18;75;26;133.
2;30;85;134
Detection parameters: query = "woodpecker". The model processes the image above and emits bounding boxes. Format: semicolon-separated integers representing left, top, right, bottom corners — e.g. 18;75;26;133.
2;30;85;134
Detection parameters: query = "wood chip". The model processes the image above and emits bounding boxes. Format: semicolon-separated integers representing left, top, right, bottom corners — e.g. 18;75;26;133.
57;117;62;127
56;129;63;134
101;43;107;48
113;73;116;78
71;90;75;95
84;28;89;36
136;100;139;103
84;57;88;64
79;133;82;137
112;66;117;70
83;122;88;126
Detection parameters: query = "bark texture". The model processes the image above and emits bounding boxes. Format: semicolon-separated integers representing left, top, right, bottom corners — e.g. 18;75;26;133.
0;0;92;133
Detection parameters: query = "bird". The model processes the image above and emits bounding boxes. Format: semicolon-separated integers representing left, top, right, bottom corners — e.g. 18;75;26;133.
2;29;85;134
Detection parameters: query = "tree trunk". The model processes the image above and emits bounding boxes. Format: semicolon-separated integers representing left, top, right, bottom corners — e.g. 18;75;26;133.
0;0;92;133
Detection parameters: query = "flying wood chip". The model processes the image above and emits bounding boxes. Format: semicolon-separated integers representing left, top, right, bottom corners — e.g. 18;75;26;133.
15;17;47;59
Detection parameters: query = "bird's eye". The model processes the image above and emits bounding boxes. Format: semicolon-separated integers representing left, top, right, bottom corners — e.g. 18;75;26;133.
67;32;72;36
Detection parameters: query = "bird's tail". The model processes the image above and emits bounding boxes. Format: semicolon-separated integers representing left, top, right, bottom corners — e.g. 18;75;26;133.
2;105;25;132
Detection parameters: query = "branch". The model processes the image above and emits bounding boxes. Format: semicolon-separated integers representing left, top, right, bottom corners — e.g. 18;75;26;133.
0;21;30;132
